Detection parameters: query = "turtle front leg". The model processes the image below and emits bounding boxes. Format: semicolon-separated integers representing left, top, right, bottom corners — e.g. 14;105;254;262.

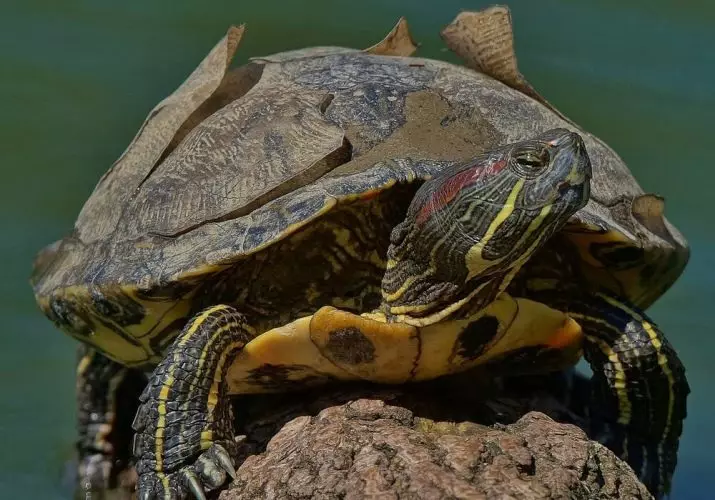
76;346;146;494
569;293;689;498
132;305;257;500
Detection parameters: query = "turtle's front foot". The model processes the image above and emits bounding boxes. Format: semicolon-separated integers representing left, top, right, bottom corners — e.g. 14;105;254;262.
578;293;689;499
134;442;237;500
131;305;255;499
76;346;146;495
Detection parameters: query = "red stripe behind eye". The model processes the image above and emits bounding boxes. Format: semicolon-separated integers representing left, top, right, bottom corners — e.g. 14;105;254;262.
416;159;507;224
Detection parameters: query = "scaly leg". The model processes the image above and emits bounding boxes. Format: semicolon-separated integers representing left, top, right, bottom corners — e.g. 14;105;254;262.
132;305;256;500
568;293;689;498
76;346;146;494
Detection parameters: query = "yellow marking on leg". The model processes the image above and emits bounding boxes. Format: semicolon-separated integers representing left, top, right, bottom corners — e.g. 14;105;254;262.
571;314;633;427
153;305;232;473
161;475;170;498
589;334;632;425
598;293;677;487
570;314;623;337
643;319;676;492
187;321;254;401
178;305;231;344
202;339;245;449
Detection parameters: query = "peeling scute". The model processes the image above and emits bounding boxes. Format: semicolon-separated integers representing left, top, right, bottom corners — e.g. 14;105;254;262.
440;8;568;122
75;26;245;244
159;63;265;165
364;17;418;57
120;87;348;239
438;6;656;201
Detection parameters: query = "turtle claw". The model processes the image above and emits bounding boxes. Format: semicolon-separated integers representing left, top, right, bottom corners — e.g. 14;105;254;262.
184;470;207;500
213;444;238;480
138;489;155;500
136;442;237;499
196;446;228;489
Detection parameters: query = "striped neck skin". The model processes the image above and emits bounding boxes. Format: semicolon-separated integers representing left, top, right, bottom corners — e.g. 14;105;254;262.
380;129;591;326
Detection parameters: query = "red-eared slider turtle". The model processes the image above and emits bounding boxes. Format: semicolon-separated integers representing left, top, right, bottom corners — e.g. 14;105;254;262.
31;8;688;500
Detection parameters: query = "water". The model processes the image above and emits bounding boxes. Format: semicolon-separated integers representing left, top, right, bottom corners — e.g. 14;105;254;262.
1;1;712;498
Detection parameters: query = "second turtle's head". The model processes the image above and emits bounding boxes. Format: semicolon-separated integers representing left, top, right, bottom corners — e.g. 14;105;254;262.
382;129;591;323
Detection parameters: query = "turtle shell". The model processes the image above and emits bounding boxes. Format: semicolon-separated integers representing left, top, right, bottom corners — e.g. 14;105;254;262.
31;15;688;367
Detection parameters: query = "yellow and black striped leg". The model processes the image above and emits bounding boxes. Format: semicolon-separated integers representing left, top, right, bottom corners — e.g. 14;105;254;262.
132;305;256;500
76;345;146;494
570;293;689;499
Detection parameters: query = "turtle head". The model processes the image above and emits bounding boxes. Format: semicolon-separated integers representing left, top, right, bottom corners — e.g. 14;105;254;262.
381;129;591;324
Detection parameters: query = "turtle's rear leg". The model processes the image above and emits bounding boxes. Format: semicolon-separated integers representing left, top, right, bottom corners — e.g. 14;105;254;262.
76;346;146;494
132;305;256;500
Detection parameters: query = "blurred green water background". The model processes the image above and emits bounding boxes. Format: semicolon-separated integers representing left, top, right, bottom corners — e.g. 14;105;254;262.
1;0;712;498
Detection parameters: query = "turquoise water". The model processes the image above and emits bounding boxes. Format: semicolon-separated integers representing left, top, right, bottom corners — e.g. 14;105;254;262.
1;1;712;498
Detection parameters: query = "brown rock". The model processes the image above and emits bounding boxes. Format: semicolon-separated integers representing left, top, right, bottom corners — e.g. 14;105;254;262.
221;379;652;500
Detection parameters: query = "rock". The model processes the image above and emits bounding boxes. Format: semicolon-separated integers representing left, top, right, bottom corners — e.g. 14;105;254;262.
220;377;652;500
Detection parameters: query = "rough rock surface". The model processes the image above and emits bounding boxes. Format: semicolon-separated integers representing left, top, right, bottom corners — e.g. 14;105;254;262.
220;379;652;500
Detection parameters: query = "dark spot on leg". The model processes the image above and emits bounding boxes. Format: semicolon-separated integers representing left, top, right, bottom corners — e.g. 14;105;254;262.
325;327;376;365
456;315;500;360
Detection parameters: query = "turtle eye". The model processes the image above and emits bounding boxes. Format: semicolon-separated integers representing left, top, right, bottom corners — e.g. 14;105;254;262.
514;147;550;172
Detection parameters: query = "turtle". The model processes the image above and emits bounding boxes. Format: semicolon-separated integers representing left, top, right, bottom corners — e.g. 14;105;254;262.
30;7;689;500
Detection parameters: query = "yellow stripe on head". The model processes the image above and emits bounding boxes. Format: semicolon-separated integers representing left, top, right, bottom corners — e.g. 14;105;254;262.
464;179;524;281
